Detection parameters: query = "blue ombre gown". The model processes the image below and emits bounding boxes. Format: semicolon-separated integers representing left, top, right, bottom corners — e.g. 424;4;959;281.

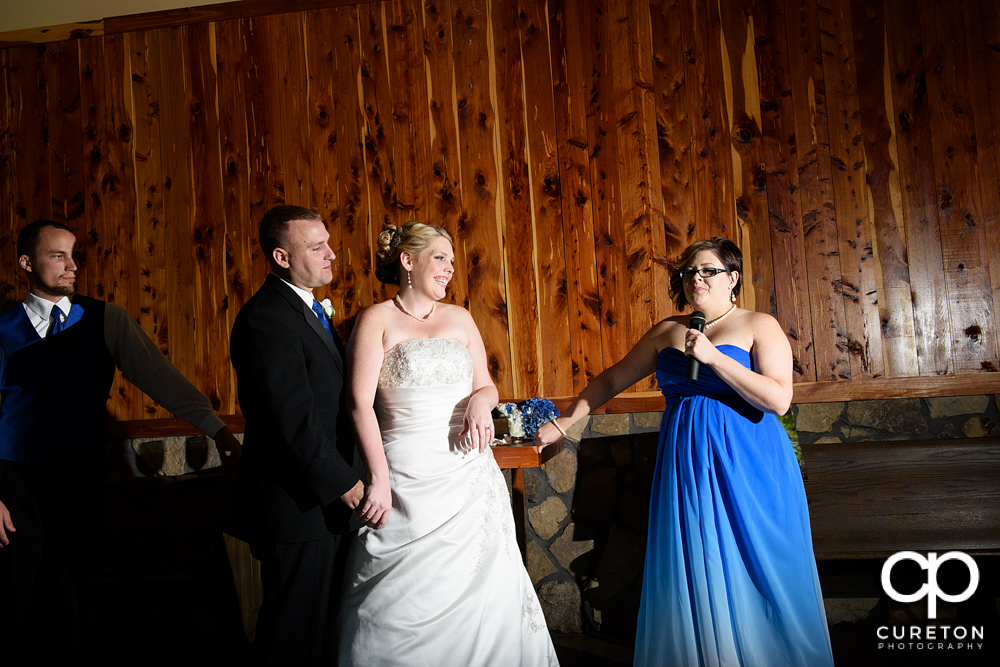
634;345;834;667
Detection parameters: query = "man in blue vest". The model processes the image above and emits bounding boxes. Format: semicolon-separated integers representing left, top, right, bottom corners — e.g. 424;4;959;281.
0;219;242;664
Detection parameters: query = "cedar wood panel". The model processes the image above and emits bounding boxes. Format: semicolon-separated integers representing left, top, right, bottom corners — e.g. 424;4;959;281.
1;0;998;421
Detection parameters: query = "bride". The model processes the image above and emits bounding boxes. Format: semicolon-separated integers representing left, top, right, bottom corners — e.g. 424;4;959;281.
338;221;558;666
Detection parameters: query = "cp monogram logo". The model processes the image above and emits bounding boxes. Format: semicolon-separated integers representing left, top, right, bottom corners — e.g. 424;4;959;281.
881;551;980;619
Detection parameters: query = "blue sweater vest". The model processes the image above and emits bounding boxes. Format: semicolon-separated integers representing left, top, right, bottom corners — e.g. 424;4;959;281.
0;296;116;465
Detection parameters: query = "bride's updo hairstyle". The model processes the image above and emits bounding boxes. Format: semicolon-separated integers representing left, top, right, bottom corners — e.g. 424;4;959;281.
667;237;743;309
374;221;454;285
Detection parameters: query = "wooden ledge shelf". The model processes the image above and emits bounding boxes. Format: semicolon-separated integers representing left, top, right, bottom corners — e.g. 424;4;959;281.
490;440;562;469
107;365;1000;442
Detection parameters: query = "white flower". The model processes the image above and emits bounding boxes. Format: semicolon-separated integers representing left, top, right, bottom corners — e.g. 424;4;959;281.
320;298;335;318
498;403;525;438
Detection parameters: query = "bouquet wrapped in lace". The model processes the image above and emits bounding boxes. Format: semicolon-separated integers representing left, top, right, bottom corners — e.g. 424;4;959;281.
493;398;560;442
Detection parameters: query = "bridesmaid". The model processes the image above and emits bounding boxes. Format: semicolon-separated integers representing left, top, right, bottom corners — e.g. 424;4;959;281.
536;238;833;666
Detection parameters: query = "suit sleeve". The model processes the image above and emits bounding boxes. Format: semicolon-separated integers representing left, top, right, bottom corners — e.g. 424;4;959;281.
104;302;227;438
231;305;359;507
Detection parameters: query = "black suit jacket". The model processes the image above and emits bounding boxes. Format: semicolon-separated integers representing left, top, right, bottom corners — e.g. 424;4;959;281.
230;274;363;543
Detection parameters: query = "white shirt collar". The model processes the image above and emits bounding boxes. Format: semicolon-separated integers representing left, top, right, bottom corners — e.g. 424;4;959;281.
275;275;316;309
24;292;71;321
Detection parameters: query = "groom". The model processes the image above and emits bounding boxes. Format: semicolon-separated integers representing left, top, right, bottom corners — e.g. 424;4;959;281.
230;205;365;666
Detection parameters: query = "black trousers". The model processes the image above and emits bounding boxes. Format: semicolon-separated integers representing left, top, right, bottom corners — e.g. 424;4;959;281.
0;457;103;666
251;533;354;667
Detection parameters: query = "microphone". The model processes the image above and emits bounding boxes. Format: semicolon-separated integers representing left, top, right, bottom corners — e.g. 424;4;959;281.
687;311;706;382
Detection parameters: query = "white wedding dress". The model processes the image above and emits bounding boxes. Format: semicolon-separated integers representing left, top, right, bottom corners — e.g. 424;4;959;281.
338;338;559;667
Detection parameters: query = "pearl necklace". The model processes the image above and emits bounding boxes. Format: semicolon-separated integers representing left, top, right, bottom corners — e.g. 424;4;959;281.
394;295;436;322
704;304;737;329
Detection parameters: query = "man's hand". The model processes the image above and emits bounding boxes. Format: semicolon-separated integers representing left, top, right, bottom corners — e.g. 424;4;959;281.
0;499;14;547
339;479;365;510
212;426;243;479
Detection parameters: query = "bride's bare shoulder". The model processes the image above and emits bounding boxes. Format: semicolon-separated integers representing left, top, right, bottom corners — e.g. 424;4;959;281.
354;300;395;327
435;301;473;320
358;300;387;316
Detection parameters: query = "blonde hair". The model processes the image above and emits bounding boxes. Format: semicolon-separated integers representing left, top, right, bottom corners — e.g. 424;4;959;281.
374;221;454;285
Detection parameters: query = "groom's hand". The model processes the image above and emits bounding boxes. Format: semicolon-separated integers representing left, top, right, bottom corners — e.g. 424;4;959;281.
340;479;365;510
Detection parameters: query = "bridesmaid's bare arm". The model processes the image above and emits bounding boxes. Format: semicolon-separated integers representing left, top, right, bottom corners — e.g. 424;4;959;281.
534;321;667;448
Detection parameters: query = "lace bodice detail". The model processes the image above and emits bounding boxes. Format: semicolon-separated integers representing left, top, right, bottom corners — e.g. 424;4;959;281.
378;338;473;389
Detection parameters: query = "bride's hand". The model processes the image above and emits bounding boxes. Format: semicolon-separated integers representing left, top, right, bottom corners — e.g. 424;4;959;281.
461;393;495;453
356;478;392;529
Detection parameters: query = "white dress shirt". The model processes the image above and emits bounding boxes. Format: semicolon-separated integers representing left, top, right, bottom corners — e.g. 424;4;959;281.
276;276;318;309
22;293;71;337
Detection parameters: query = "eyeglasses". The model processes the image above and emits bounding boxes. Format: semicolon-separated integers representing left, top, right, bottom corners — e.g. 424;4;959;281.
678;267;729;280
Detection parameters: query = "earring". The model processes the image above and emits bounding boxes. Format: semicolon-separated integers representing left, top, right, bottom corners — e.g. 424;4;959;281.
407;270;412;288
730;291;736;303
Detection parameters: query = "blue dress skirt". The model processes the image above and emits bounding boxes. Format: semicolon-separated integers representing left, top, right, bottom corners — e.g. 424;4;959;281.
633;345;834;666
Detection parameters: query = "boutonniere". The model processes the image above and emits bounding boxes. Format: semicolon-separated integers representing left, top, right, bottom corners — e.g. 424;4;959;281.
320;298;335;318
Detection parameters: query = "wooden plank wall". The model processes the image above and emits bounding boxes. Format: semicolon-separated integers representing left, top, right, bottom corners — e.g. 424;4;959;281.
1;0;999;421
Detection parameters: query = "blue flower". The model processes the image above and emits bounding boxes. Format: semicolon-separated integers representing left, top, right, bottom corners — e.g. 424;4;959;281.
519;397;560;437
495;398;561;439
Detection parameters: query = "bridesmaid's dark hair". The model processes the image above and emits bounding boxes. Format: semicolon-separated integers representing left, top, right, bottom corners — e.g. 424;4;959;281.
667;237;743;310
374;221;453;285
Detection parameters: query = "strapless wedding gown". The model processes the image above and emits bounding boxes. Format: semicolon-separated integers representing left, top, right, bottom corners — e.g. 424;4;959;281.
338;338;559;667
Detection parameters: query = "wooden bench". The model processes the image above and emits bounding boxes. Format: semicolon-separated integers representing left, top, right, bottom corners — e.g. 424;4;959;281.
801;436;1000;560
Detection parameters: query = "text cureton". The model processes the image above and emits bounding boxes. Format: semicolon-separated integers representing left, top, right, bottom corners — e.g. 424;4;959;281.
877;626;984;641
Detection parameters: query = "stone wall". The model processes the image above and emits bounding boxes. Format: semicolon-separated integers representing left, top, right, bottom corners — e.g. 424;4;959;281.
118;434;228;478
524;412;664;637
523;395;1000;640
795;394;998;444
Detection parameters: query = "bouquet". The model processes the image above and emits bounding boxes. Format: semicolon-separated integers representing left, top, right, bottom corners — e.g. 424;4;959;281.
494;398;560;440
